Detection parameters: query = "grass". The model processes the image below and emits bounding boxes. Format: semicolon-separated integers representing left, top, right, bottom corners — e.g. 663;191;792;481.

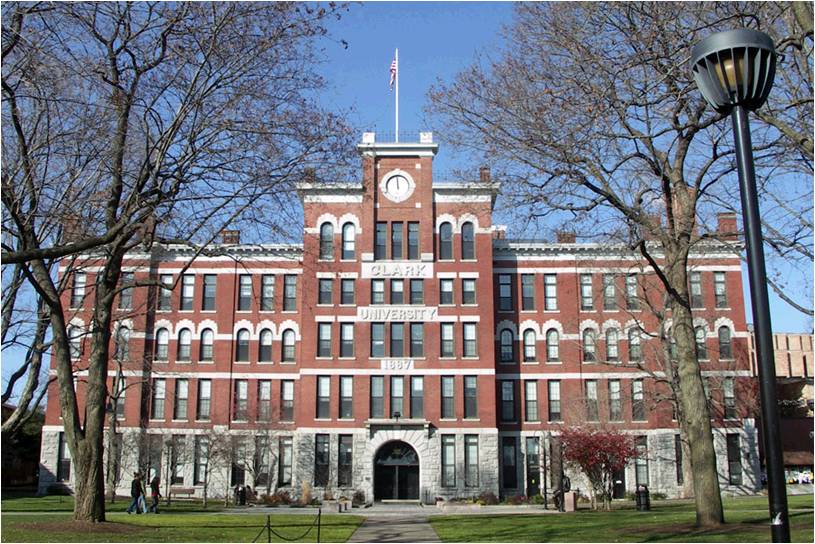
430;494;815;542
0;495;226;513
1;512;364;543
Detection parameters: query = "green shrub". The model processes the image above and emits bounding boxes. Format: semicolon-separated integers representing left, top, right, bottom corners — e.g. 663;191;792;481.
478;491;498;505
46;484;72;496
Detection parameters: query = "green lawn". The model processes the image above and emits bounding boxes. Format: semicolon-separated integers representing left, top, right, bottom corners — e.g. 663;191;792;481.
430;494;815;542
1;512;363;543
1;495;225;513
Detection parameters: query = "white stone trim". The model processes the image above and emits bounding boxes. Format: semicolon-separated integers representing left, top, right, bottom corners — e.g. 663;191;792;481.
315;213;339;231
540;319;564;337
197;319;218;336
279;320;301;341
496;320;517;339
338;213;362;234
601;319;622;334
233;319;256;339
457;214;479;233
518;320;541;337
435;214;457;232
579;319;600;334
304;194;363;203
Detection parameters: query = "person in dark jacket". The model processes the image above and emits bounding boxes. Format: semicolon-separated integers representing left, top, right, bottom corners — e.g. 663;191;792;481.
127;472;142;514
149;476;161;513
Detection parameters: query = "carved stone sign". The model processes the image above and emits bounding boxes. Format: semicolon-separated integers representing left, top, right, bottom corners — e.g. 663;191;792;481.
361;262;433;278
380;359;415;370
358;306;439;321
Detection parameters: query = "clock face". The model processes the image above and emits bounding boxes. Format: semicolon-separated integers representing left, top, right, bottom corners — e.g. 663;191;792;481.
380;171;416;203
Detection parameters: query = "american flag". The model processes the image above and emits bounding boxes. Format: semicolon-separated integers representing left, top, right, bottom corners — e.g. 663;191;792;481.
389;57;397;90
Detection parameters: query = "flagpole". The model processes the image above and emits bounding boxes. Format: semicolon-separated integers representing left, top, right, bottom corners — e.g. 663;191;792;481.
395;48;399;142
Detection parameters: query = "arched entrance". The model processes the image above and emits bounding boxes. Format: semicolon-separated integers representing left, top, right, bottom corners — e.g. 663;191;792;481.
374;441;420;501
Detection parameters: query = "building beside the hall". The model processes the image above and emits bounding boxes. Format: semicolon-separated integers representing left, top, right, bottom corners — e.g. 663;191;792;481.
38;132;760;502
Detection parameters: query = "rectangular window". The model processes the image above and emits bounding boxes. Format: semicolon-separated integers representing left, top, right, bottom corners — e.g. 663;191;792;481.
199;274;215;311
118;272;134;310
675;434;684;485
318;279;333;305
609;379;622;421
501;380;515;422
632;379;645;421
371;323;385;357
151;378;166;420
727;434;742;485
635;436;649;485
465;435;479;487
391;222;403;260
724;377;737;419
281;380;294;421
580;274;593;310
171;436;185;485
314;434;330;487
689;272;703;308
71;272;86;308
525;380;539;422
261;274;275;311
159;274;173;310
408;222;420;260
340;278;355;305
283;275;297;311
278;437;293;486
464;376;478;419
390;376;404;417
498;274;513;311
238;275;252;311
603;274;616;310
441;376;455;419
462;279;476;304
317;323;332;357
340;323;354;357
521;274;535;311
544;274;558;311
252;381;269;422
173;379;188;420
626;274;639;310
390;323;404;357
255;436;271;488
234;380;248;421
194;436;209;485
463;323;477;357
340;376;353;419
410;323;424;357
714;271;727;308
410;376;424;419
181;274;195;311
338;435;353;487
113;377;126;419
371;376;385;418
442;435;456;487
316;376;330;419
502;437;517;488
410;279;424;305
371;279;385;305
439;279;454;305
57;432;71;481
231;439;247;486
375;222;387;260
548;380;561;422
390;279;404;304
197;379;211;421
440;323;455;357
585;380;598;421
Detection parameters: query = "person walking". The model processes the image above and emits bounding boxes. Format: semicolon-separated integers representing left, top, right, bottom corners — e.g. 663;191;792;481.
149;475;161;513
127;472;141;514
138;473;148;514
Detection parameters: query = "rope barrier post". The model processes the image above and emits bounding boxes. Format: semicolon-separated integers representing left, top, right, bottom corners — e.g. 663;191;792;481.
267;515;271;544
317;508;321;543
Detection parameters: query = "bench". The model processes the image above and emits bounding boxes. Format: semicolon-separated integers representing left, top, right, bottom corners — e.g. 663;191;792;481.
169;487;196;500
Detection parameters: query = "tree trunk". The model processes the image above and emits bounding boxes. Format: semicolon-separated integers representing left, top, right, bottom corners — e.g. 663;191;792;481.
73;435;107;521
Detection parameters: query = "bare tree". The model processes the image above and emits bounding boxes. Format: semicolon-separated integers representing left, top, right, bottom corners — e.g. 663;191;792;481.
2;2;352;522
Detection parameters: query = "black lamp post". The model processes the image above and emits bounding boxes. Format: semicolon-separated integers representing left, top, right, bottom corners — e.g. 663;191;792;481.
691;28;789;543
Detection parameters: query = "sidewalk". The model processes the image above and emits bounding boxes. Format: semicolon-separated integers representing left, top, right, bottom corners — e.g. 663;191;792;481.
348;515;440;543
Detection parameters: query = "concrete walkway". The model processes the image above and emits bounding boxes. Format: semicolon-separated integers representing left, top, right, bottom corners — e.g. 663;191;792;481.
348;515;440;543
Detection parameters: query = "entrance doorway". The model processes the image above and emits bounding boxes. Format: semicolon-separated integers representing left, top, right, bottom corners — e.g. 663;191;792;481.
612;468;626;499
374;441;420;501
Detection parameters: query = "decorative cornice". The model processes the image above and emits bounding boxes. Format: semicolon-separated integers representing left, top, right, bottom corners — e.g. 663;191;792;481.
493;239;744;259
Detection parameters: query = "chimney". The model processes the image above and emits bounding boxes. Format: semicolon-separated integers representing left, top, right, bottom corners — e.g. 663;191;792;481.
556;231;576;244
221;230;241;245
717;212;738;236
303;168;316;184
492;225;507;240
479;166;491;183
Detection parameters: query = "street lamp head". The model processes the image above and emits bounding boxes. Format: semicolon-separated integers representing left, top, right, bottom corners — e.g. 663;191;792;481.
691;28;776;113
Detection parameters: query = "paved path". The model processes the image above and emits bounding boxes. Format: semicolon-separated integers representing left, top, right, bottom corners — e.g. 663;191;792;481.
348;515;440;543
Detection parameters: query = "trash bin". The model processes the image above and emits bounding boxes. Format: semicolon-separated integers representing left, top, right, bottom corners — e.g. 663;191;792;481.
635;484;650;511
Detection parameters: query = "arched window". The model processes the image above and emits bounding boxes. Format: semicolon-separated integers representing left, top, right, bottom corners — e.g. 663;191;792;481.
439;222;453;260
583;328;596;362
259;328;273;362
546;329;560;362
606;328;619;361
200;328;214;361
155;328;169;360
461;222;475;260
177;328;191;361
319;222;334;260
341;223;356;260
115;327;130;360
628;328;642;362
500;329;514;362
235;329;250;361
282;329;295;362
695;327;708;360
68;325;82;359
523;330;537;362
718;326;732;359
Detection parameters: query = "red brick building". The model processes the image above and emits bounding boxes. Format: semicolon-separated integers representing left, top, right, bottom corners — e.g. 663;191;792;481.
39;132;760;501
